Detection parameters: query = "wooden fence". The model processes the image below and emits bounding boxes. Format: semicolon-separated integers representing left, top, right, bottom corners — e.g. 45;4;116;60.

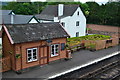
68;43;85;53
0;56;11;72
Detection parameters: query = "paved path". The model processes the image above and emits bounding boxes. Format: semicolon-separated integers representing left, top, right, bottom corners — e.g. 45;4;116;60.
2;45;120;79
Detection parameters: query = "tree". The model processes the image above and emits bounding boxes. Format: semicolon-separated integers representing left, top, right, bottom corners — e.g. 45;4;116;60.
2;2;47;15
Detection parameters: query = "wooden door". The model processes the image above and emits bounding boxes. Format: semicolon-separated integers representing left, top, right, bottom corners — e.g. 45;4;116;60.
39;46;48;65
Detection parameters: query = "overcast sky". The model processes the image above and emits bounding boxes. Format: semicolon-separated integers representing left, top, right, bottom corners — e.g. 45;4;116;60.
0;0;110;5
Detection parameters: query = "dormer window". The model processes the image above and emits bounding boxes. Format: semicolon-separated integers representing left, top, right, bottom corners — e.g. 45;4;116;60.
77;11;79;15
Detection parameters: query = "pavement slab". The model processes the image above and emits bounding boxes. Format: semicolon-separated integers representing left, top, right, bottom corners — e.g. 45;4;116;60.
1;45;120;79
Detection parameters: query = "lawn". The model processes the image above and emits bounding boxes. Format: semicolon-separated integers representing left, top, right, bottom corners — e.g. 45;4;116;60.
67;34;111;47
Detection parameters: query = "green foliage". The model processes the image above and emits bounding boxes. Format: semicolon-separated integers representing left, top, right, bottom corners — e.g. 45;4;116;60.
67;34;110;47
2;2;47;15
2;2;120;26
86;28;92;31
0;54;2;58
15;54;21;59
86;2;120;26
85;43;96;49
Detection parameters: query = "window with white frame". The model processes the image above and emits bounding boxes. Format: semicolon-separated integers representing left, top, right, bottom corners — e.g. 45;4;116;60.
76;21;79;26
77;11;79;15
51;44;59;57
61;22;65;27
76;32;79;37
27;48;37;62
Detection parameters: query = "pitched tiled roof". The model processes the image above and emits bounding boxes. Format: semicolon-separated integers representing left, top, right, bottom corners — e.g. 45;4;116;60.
0;15;35;24
0;10;12;15
35;5;79;20
4;23;69;44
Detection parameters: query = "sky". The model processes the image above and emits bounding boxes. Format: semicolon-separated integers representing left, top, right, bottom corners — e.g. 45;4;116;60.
0;0;110;5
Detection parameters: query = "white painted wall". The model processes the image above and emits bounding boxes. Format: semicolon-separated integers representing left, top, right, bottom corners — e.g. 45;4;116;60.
58;4;64;16
60;7;86;37
29;18;38;23
40;20;53;23
39;7;86;37
0;25;2;30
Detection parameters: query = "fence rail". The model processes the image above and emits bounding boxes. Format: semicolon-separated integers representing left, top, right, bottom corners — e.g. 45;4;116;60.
68;43;85;53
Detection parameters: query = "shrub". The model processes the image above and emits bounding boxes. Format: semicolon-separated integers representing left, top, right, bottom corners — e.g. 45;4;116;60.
0;54;2;58
67;34;110;47
85;43;96;50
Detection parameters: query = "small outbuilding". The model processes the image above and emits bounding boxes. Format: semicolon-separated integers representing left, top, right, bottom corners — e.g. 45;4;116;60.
2;23;69;72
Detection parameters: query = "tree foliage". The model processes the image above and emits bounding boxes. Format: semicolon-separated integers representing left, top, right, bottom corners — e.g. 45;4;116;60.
86;2;120;26
2;2;120;26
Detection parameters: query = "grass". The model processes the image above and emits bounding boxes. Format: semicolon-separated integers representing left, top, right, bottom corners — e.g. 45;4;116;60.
67;34;111;47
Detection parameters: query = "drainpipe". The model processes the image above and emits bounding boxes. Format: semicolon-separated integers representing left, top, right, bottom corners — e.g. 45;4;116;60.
58;4;64;16
20;45;23;72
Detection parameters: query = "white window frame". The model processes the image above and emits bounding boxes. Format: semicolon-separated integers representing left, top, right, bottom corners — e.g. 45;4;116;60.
76;21;79;26
27;48;38;62
61;22;65;27
76;32;79;37
77;11;79;16
51;44;59;57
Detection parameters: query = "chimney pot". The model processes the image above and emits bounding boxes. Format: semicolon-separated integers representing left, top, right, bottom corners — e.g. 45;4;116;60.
58;4;64;16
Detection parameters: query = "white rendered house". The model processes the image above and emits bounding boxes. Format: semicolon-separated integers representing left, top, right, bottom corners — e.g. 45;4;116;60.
35;4;86;37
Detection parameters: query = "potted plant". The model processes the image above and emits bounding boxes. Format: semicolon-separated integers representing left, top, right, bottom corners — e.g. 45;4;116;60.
15;54;21;59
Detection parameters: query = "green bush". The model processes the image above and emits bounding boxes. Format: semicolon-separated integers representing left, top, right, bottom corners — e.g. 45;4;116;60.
67;34;111;47
0;54;2;58
85;43;96;50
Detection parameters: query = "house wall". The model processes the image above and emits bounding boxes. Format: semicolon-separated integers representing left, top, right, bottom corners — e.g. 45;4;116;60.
2;32;16;70
60;7;86;37
14;38;67;71
29;18;38;23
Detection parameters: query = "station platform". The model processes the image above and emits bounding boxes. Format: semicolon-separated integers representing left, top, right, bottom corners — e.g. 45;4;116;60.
2;45;120;79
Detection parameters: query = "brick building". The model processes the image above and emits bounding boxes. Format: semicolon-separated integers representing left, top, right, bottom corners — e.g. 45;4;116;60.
2;23;69;72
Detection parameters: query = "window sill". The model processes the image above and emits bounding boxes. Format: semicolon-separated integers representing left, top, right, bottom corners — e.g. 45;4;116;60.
27;59;38;63
50;54;59;58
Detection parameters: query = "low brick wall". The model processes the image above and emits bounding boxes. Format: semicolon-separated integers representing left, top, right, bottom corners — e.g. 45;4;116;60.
88;30;120;36
95;40;106;50
81;37;119;50
81;40;106;50
0;56;11;72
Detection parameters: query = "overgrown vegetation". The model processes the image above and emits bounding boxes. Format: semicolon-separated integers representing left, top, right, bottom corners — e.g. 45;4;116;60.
85;43;96;50
67;34;111;46
1;2;120;26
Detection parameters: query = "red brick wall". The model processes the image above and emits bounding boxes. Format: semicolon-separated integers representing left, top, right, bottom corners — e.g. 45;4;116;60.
2;32;15;71
14;38;67;71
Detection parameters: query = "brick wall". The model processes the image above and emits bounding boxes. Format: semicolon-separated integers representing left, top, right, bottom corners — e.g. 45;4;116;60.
14;38;67;71
88;30;120;37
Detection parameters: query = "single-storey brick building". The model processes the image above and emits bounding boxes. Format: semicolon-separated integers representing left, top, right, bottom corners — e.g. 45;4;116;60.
2;23;69;72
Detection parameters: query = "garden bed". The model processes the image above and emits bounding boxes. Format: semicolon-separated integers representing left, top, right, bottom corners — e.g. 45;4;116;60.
67;34;111;47
67;34;119;51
